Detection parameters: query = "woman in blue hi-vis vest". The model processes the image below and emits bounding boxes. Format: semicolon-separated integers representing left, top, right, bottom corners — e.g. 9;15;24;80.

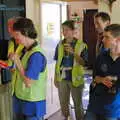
9;18;47;120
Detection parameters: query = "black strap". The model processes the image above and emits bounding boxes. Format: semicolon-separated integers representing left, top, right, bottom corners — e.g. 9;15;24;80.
27;41;38;51
20;42;38;59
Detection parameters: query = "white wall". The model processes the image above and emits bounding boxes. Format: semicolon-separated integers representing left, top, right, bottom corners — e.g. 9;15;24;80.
68;1;97;18
25;0;98;41
98;0;120;24
68;1;98;40
26;0;42;42
25;0;67;43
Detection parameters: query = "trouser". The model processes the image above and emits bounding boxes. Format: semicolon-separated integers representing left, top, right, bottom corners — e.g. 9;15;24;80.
58;80;84;120
84;111;119;120
13;113;44;120
0;83;12;120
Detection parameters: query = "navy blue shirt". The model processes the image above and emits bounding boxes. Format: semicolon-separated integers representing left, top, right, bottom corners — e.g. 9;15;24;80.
88;51;120;117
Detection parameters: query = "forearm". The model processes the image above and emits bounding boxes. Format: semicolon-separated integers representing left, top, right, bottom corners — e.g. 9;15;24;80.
94;76;104;84
14;57;33;87
94;76;113;88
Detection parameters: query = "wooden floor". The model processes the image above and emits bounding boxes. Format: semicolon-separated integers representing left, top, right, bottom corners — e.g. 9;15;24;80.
47;110;64;120
47;108;76;120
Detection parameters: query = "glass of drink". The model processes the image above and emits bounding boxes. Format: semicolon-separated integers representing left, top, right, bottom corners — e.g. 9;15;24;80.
64;43;70;57
108;76;117;94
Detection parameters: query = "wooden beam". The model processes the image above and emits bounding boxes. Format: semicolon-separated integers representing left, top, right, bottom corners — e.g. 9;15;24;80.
61;0;93;2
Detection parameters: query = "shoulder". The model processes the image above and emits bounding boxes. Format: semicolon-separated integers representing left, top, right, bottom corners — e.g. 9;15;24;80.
29;52;47;66
56;40;64;50
30;52;46;60
77;39;86;46
76;40;87;51
58;40;64;46
99;50;109;57
96;51;109;62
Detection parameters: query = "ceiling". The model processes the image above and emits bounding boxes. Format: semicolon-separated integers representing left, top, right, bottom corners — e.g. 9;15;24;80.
61;0;93;2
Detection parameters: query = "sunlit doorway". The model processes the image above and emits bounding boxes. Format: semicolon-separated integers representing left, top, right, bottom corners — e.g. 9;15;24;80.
41;1;67;118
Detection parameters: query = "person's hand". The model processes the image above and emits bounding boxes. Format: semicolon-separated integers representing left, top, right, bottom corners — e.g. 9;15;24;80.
64;44;74;55
101;76;113;88
9;53;19;62
95;76;113;88
24;79;31;88
9;53;24;75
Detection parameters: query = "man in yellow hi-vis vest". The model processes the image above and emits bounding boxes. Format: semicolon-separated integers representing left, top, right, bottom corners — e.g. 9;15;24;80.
54;20;87;120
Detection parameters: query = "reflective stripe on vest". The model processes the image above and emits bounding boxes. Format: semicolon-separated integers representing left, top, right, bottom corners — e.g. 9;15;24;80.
8;40;24;95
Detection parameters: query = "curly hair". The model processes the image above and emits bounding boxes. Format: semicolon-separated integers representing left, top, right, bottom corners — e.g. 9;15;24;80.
13;18;37;39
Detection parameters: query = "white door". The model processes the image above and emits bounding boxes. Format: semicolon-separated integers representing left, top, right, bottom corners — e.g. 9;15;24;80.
41;2;67;118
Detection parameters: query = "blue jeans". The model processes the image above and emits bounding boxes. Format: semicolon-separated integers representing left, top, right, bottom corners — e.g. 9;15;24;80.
13;113;44;120
84;111;118;120
26;116;44;120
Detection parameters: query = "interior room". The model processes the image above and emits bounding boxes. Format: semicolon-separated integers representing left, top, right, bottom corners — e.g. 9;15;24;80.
0;0;120;120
